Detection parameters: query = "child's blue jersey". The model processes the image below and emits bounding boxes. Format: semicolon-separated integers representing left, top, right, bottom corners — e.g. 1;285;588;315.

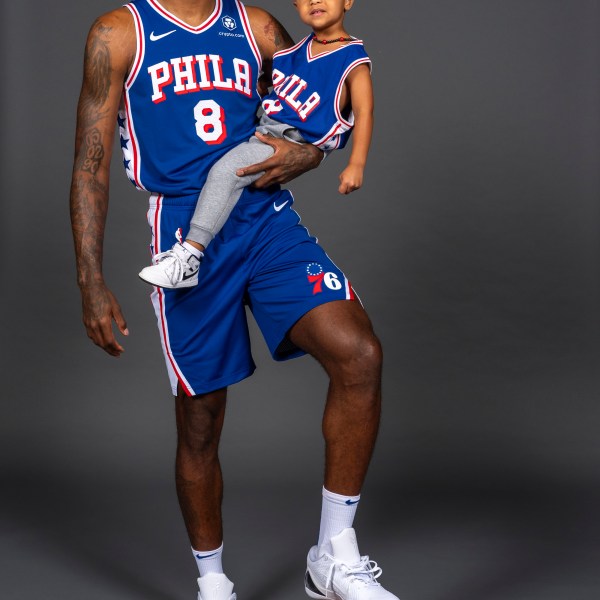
261;34;371;152
119;0;263;195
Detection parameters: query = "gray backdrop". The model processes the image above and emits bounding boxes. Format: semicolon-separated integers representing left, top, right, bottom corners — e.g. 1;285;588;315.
1;1;599;599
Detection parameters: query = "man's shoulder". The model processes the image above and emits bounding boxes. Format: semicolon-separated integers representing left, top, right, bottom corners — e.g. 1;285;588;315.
87;6;135;42
243;5;295;58
84;7;136;76
242;5;275;36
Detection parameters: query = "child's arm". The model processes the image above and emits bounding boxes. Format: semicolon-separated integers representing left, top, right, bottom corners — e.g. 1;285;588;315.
339;64;374;195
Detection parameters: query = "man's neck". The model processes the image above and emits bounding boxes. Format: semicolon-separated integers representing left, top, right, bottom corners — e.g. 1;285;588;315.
156;0;217;27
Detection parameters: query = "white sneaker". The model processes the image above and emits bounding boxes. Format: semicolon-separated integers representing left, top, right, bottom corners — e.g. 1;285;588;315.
305;528;399;600
139;243;202;289
197;572;237;600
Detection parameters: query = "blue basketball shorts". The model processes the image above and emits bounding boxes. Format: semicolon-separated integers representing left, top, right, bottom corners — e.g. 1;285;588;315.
146;186;357;396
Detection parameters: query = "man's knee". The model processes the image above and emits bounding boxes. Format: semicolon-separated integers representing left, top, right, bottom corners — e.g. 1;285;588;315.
179;416;218;456
327;330;383;389
176;389;226;456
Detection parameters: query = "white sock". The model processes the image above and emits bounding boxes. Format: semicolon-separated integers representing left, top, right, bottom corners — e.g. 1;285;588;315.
317;487;361;556
192;543;224;577
183;241;204;259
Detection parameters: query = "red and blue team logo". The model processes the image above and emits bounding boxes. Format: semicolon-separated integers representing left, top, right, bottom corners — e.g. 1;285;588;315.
175;228;184;244
307;262;325;294
306;262;350;296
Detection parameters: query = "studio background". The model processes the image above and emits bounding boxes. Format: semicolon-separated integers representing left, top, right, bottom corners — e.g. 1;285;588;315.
1;1;599;599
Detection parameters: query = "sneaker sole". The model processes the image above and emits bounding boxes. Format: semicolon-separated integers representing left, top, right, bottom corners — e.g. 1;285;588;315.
138;273;198;289
305;570;336;600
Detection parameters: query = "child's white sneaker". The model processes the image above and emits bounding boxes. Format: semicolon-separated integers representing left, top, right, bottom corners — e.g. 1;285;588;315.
139;243;201;289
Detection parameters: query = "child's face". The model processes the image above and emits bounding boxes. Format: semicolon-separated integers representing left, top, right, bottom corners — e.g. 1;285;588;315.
293;0;354;32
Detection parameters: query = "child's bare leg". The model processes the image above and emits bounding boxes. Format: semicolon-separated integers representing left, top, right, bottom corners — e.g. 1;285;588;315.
185;240;206;253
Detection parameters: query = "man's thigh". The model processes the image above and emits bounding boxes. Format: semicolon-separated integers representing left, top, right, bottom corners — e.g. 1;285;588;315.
246;199;358;361
288;299;377;361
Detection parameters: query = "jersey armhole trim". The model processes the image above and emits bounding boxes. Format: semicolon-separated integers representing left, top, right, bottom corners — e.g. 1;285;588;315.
124;3;145;89
235;1;262;75
313;123;344;150
334;57;372;128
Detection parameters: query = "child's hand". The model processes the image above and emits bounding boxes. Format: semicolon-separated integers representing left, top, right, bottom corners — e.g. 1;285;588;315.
338;164;364;195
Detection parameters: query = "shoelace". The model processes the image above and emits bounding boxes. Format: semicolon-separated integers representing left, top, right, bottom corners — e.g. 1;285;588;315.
153;247;180;262
326;555;382;590
153;248;187;285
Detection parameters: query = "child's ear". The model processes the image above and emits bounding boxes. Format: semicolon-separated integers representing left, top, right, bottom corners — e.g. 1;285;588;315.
345;0;355;11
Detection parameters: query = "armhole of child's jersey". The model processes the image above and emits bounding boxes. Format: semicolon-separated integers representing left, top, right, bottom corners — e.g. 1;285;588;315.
334;55;372;128
124;3;145;90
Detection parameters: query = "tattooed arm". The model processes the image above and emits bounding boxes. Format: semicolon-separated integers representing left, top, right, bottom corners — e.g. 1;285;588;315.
240;7;323;187
70;9;135;357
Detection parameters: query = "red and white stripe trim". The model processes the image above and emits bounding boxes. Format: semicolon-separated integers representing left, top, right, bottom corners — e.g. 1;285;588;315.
146;0;222;33
274;35;311;60
314;122;344;150
150;195;196;397
344;278;356;301
306;38;365;62
334;57;371;127
124;3;145;88
235;1;262;73
121;5;146;189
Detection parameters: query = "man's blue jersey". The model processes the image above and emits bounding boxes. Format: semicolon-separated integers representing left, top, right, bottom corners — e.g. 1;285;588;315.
261;34;371;152
119;0;263;195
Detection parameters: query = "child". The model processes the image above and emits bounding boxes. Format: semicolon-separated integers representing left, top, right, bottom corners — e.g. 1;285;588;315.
139;0;374;289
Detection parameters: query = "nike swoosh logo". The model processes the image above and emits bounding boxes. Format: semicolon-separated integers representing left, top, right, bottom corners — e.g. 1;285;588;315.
345;499;360;505
196;551;219;560
150;30;176;42
273;200;289;212
182;270;198;281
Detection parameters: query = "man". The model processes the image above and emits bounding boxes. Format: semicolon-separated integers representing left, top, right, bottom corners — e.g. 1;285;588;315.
70;1;396;599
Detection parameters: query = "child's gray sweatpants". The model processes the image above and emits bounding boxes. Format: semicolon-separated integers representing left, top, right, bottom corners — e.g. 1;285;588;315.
187;115;305;248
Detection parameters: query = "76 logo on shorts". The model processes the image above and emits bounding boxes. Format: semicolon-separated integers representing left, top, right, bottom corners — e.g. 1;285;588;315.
306;263;342;294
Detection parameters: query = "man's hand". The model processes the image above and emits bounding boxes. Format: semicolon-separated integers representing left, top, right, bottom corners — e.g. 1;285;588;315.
236;132;323;188
80;282;129;357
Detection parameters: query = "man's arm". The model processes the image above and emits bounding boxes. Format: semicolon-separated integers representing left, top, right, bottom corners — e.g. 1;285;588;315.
240;6;323;187
69;9;134;357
